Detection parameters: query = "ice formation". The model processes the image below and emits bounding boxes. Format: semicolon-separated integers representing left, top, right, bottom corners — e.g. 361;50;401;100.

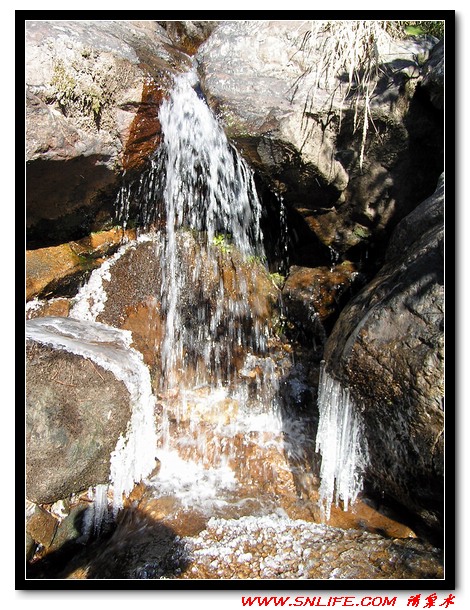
315;362;369;521
26;316;158;511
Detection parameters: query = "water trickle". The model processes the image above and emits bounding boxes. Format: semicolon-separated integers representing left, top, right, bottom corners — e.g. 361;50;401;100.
328;246;340;270
315;362;369;521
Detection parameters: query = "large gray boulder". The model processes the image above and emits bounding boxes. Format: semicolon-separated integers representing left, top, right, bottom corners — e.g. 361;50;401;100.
26;20;190;245
323;174;444;539
26;316;157;505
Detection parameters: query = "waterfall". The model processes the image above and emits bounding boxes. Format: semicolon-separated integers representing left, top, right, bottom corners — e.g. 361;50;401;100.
110;70;287;511
315;363;369;521
156;71;266;391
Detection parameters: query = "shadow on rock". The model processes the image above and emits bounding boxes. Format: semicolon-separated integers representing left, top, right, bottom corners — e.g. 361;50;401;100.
26;505;191;580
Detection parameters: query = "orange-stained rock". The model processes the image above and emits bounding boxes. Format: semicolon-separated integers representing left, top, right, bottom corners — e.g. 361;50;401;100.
26;228;136;301
26;297;72;319
70;227;137;257
26;504;58;549
281;261;362;353
283;261;359;325
26;244;97;301
121;80;165;172
121;298;164;368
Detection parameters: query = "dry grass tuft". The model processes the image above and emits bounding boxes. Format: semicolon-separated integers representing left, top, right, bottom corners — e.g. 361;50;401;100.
289;20;409;170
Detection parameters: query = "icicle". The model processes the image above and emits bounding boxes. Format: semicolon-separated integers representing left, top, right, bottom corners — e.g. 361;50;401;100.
315;362;368;521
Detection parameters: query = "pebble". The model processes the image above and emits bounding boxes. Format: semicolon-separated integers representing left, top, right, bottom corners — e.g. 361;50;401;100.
35;511;444;580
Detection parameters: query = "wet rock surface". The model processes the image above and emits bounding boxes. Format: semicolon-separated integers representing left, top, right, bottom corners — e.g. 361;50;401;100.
324;175;444;540
282;261;362;344
197;21;442;264
26;228;136;300
70;232;281;382
24;21;446;582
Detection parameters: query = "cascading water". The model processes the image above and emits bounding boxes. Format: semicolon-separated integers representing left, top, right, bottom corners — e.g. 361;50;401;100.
89;70;296;517
35;70;371;529
315;362;369;521
156;71;266;391
69;70;369;524
26;69;445;582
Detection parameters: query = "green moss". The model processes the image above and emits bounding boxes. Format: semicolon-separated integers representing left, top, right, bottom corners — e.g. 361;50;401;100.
353;225;371;239
401;20;444;39
245;253;268;266
212;233;232;254
269;272;285;288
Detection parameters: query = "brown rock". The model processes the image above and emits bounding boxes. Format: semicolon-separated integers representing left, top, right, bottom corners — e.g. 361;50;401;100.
283;261;359;326
26;297;72;320
323;176;444;540
26;504;58;548
26;323;133;504
26;243;98;301
26;228;136;301
121;80;165;172
77;233;280;386
159;21;219;56
26;20;190;246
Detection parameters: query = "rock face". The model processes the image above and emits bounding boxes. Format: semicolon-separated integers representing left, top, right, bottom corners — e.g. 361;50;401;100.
282;261;363;346
26;228;136;301
26;342;132;504
421;39;444;110
158;21;219;55
26;317;140;504
197;21;443;264
323;175;444;540
26;20;190;247
69;232;281;383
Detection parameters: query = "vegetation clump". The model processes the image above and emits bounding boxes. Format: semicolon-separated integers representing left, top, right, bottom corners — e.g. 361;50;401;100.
50;59;105;123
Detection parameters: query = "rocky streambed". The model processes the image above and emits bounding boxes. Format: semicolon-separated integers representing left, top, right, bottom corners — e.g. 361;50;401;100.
27;510;443;580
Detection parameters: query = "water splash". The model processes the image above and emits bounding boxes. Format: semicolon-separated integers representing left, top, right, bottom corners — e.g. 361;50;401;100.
315;362;368;521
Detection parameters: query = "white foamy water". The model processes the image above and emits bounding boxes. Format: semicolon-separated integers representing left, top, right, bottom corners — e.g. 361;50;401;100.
315;363;369;521
149;449;237;509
